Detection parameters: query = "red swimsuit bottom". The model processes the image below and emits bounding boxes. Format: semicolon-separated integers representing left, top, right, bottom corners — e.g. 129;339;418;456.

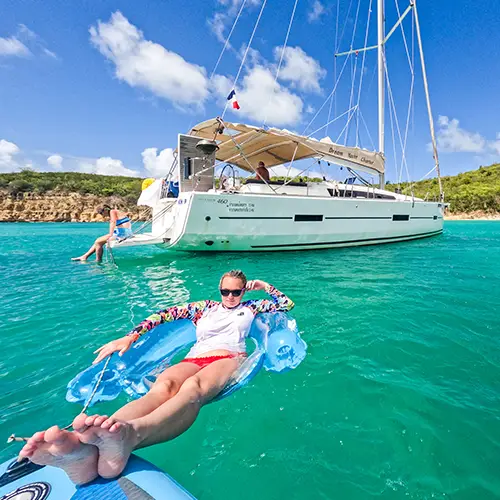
180;352;246;369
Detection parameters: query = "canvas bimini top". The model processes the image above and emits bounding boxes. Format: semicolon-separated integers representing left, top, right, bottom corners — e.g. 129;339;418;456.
189;117;385;177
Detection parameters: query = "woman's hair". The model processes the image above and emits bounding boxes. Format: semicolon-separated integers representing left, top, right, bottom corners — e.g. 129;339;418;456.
96;204;112;215
219;269;247;289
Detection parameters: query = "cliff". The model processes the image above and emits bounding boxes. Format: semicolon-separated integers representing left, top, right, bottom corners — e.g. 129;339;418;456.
0;171;144;222
0;192;143;223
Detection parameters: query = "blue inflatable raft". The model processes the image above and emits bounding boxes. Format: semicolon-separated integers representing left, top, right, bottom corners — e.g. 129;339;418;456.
2;313;306;499
66;312;307;406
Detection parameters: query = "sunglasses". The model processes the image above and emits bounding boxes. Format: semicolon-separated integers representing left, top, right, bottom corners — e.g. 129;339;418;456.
220;288;244;297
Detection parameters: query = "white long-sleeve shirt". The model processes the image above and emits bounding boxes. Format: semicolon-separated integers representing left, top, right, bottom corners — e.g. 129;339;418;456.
129;284;294;357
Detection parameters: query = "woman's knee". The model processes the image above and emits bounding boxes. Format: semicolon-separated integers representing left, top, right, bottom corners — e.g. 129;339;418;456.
179;376;204;402
150;378;179;400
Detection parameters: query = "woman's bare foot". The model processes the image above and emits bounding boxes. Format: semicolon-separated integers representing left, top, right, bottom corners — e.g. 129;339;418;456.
73;414;138;479
18;426;98;485
71;256;87;261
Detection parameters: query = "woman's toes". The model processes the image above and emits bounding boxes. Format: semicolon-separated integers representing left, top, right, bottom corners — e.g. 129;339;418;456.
109;422;122;433
93;415;109;427
73;413;89;432
19;447;33;457
84;415;99;427
32;431;45;443
100;418;116;430
44;426;64;443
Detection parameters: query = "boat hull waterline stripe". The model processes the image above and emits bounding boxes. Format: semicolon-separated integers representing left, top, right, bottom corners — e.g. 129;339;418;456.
250;230;443;249
219;216;440;221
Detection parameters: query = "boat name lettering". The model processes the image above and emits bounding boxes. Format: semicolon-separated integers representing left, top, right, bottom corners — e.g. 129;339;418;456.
329;148;344;156
227;201;255;213
360;157;374;165
217;199;229;204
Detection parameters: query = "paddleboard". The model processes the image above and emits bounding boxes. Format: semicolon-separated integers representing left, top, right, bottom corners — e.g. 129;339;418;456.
0;453;195;499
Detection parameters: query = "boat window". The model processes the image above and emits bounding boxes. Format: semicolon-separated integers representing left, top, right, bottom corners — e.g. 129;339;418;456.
294;214;324;222
245;179;308;187
184;157;192;179
392;214;410;221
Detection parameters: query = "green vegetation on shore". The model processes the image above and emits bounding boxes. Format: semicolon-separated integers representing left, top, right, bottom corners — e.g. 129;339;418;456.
386;163;500;213
0;170;142;203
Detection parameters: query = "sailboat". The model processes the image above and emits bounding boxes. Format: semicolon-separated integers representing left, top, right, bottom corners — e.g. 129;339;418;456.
110;0;445;253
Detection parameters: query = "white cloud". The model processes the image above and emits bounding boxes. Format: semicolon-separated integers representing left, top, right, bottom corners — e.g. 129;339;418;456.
208;0;260;44
210;73;233;101
0;25;57;60
43;48;58;60
142;147;175;178
47;154;63;169
274;46;326;93
208;13;228;44
78;157;140;177
90;11;209;108
0;37;30;57
308;0;326;23
229;65;303;126
433;116;500;161
489;133;500;156
0;139;22;171
435;116;486;153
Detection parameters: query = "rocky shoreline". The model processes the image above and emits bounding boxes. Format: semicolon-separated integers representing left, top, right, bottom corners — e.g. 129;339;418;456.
0;192;143;223
444;211;500;220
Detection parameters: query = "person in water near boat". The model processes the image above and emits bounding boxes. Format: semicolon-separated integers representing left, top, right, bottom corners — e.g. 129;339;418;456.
18;270;294;485
71;205;132;262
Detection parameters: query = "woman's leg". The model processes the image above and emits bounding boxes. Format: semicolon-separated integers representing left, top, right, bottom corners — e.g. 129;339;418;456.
132;357;238;448
72;235;109;261
111;362;200;421
95;235;110;263
73;358;238;478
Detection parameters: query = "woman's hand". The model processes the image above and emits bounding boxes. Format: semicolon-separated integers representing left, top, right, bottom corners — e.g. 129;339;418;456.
92;335;135;365
246;279;269;291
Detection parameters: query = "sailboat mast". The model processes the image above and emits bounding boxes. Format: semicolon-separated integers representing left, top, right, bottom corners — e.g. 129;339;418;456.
413;0;443;201
377;0;385;188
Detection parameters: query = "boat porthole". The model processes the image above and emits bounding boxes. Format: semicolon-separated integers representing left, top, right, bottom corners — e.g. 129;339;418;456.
205;216;211;221
1;482;51;500
205;241;214;246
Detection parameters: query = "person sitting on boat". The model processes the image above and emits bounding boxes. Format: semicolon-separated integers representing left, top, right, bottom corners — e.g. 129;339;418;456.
18;270;294;485
71;205;132;262
255;161;270;182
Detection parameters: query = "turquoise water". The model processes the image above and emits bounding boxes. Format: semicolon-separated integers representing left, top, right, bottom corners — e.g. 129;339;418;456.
1;222;499;499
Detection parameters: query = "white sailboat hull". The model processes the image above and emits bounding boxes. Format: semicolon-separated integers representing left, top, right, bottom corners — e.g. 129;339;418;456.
112;192;444;253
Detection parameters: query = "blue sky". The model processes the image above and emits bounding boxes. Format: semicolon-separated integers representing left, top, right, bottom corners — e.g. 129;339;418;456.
0;0;499;182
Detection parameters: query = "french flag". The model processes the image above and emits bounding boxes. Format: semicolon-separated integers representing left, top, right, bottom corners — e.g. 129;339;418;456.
227;89;240;110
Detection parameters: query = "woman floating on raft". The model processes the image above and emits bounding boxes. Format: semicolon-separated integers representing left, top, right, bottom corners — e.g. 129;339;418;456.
71;204;132;262
18;270;294;485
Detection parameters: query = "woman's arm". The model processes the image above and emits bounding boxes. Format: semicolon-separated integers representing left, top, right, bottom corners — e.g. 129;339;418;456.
108;209;118;237
244;280;294;315
126;300;216;341
92;300;216;364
